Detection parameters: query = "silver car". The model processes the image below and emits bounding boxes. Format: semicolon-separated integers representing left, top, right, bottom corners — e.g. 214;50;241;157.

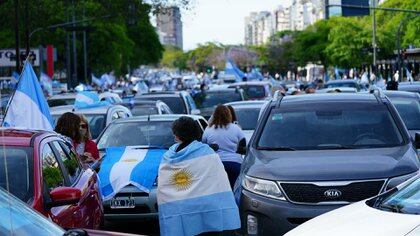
95;115;208;221
50;104;132;139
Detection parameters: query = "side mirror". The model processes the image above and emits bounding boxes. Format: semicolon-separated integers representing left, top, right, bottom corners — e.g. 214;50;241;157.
209;144;219;151
48;187;81;208
191;109;201;115
415;133;420;149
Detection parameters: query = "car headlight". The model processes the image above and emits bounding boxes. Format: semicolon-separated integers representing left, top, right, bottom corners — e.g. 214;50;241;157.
242;175;285;200
386;171;419;191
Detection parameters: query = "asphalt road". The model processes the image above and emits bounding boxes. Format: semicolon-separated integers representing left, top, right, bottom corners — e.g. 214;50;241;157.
104;219;160;235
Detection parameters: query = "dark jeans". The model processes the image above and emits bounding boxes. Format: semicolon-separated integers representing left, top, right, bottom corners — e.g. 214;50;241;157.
222;161;241;189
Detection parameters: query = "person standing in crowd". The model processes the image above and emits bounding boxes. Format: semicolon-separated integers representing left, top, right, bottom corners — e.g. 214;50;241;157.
202;105;246;189
55;112;82;145
75;114;100;163
157;117;240;236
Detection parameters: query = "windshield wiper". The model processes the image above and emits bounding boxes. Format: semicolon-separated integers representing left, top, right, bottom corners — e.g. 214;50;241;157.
257;146;295;151
379;203;403;213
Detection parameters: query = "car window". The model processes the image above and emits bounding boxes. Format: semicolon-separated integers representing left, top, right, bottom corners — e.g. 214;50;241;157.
243;86;266;99
194;91;243;108
137;97;186;114
51;141;81;185
390;98;420;130
47;98;75;107
42;144;65;190
258;103;404;150
0;189;65;235
198;118;208;130
0;147;33;202
132;105;159;116
83;114;106;139
97;121;175;149
235;108;261;130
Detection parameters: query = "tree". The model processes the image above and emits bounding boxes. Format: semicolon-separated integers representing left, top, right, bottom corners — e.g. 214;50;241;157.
187;42;224;71
161;45;188;70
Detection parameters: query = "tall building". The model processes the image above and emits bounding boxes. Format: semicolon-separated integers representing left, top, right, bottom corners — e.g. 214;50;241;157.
274;6;291;32
156;7;183;50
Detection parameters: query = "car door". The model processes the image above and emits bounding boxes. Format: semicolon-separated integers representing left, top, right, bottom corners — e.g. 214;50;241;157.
40;142;79;228
53;141;103;229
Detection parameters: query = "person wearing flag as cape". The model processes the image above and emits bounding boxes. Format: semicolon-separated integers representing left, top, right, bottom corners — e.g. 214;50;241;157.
157;117;240;236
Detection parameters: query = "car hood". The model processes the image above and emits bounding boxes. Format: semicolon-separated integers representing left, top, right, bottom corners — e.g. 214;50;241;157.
285;201;420;236
246;145;419;181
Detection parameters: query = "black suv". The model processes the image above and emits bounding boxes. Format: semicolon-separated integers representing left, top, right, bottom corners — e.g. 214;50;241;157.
235;92;420;235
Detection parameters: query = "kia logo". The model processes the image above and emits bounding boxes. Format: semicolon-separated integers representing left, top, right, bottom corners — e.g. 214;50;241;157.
324;189;342;199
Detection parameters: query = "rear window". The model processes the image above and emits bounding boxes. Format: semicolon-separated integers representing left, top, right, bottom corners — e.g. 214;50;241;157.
258;103;404;150
137;97;186;114
390;98;420;130
326;82;358;89
131;105;159;116
47;98;75;107
0;147;33;203
194;91;243;108
243;86;266;99
235;108;260;130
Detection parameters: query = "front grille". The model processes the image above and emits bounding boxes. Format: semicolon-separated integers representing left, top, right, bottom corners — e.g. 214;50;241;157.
280;180;385;204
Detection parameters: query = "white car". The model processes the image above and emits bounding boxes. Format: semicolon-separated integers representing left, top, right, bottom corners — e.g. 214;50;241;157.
285;176;420;236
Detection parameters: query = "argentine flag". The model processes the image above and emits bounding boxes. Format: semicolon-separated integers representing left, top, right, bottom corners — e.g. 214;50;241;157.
225;59;245;82
74;91;109;109
3;62;54;130
99;147;166;200
158;141;240;236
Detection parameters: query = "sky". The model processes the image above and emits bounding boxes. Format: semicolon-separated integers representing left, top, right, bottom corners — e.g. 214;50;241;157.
182;0;291;51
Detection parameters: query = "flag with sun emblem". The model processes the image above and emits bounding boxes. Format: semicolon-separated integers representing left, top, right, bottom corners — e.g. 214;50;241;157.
157;141;241;236
98;146;166;200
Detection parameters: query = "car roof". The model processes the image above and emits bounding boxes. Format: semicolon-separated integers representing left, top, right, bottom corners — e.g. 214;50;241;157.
326;80;358;84
206;88;240;92
225;100;267;108
110;114;205;124
50;104;126;115
276;93;379;105
229;81;270;86
49;93;77;99
0;128;53;146
384;90;420;99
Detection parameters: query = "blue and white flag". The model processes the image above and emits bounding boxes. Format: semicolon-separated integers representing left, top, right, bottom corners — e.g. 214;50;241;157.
158;141;240;236
225;59;245;82
3;63;54;130
74;91;109;109
40;72;53;97
99;147;166;200
92;74;103;87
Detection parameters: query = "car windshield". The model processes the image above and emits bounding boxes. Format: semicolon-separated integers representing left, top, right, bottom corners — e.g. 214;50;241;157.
131;105;159;116
194;91;243;108
243;86;266;99
52;114;106;139
47;98;75;107
137;97;186;114
0;147;33;203
258;103;404;150
235;108;261;130
376;177;420;215
97;121;175;149
390;98;420;130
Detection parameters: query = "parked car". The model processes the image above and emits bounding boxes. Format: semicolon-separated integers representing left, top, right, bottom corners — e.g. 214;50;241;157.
135;91;199;115
0;186;136;235
398;82;420;94
325;79;367;92
236;92;420;235
285;175;420;236
228;81;272;100
0;129;104;229
384;91;420;138
51;104;132;139
95;115;208;221
121;100;173;116
193;88;245;119
225;101;267;141
47;92;77;107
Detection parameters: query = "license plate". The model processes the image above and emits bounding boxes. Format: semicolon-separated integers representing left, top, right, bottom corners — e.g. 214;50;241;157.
110;198;135;209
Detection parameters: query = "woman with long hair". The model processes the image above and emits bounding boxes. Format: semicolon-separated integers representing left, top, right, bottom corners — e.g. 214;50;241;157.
55;112;82;145
202;105;246;188
76;114;99;162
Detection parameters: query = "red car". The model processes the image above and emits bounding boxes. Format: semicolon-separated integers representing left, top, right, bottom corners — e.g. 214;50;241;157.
0;128;103;229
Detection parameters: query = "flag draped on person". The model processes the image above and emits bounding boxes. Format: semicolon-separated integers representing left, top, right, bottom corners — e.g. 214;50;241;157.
157;141;241;236
2;62;54;131
98;147;165;200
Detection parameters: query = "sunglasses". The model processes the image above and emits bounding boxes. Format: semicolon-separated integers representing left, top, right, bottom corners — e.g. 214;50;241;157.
80;124;88;129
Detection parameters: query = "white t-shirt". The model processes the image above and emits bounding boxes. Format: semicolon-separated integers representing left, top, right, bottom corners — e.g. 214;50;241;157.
202;123;245;164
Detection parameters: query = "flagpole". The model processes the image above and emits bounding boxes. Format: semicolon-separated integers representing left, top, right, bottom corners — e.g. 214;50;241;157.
1;58;30;127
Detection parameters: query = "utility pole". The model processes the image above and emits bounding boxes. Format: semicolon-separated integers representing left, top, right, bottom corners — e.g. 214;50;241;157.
14;0;20;73
24;0;29;57
72;0;78;86
66;0;71;90
83;7;88;84
372;0;377;73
